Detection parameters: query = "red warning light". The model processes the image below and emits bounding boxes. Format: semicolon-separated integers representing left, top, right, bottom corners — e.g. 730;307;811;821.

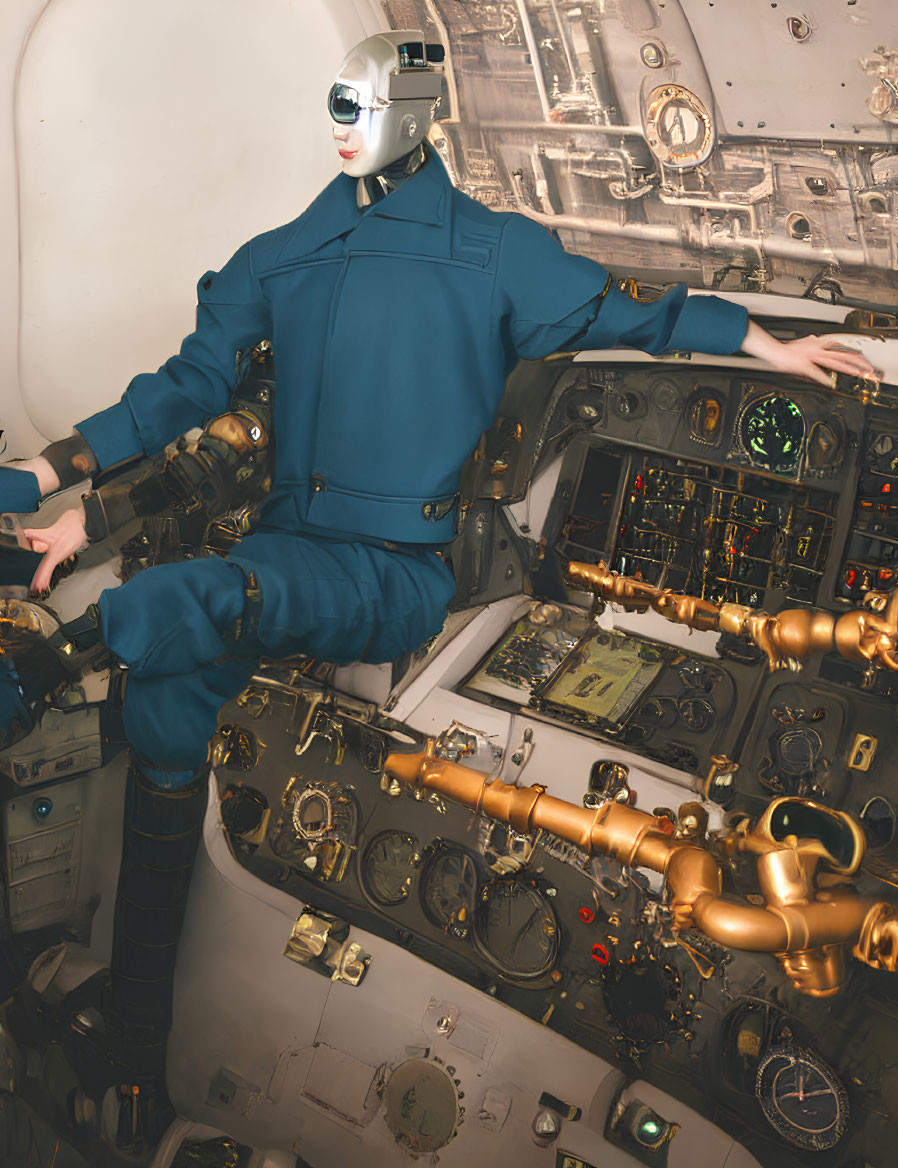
578;906;595;924
591;942;610;965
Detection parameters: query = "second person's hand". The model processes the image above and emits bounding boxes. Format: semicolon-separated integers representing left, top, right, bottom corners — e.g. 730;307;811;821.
23;505;88;595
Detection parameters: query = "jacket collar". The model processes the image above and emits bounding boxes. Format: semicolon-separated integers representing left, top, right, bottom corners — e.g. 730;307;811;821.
274;145;450;264
367;144;448;227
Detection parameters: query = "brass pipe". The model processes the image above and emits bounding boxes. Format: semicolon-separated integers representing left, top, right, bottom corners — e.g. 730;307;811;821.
689;886;876;952
567;560;898;671
385;745;680;866
384;745;898;995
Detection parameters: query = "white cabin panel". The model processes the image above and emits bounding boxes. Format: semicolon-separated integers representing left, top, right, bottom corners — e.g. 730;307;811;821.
5;0;384;451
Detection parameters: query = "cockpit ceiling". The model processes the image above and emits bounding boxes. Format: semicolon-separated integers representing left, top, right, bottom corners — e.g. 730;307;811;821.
387;0;898;305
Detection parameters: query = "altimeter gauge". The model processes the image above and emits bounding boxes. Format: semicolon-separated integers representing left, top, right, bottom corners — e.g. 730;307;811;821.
755;1045;849;1151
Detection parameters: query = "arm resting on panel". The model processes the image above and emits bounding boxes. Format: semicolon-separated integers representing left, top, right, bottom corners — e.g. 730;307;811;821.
740;318;878;388
501;214;879;381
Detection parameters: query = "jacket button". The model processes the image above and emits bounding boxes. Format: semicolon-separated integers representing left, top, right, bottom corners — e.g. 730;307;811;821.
311;475;326;493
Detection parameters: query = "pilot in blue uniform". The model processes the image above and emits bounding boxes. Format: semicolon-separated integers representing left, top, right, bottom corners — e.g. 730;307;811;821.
72;128;752;773
0;28;875;1149
2;32;762;777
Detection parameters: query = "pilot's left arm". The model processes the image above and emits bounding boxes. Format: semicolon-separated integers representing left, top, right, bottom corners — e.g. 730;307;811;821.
497;213;875;385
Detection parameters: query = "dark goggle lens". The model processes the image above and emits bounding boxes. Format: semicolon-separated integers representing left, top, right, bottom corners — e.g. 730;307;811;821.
328;84;360;124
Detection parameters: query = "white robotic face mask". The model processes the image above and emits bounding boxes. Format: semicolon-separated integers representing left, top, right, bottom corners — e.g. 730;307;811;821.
328;31;443;178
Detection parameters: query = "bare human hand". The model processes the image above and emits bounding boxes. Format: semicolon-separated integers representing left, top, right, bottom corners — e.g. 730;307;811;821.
771;335;879;388
22;505;87;595
741;320;881;388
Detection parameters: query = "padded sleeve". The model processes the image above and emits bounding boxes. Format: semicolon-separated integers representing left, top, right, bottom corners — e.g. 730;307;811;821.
77;242;272;468
496;214;748;359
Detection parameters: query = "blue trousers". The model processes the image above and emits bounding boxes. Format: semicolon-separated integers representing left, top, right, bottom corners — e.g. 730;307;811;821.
98;531;455;775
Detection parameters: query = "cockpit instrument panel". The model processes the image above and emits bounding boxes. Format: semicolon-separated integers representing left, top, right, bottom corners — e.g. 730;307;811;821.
565;448;838;609
202;337;898;1168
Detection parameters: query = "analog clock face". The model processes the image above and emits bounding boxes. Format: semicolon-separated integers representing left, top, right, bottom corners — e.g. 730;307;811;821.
755;1046;849;1150
644;84;715;168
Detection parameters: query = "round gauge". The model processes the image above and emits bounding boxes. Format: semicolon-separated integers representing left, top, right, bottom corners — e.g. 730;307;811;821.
472;878;559;980
755;1046;849;1151
773;727;822;775
292;787;332;840
420;846;478;938
645;84;714;168
360;830;421;907
678;695;714;732
613;390;642;419
289;782;358;844
220;783;268;839
688;392;724;445
739;395;804;474
651;378;680;412
638;697;678;730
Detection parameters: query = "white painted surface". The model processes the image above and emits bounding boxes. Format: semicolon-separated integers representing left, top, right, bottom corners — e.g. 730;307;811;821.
679;0;894;142
4;0;385;452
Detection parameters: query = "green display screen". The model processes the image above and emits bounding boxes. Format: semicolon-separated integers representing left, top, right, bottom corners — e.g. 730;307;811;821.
740;394;803;473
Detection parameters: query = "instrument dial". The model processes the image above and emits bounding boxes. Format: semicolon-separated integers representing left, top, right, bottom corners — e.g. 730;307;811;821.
739;394;804;474
360;830;421;907
420;845;478;939
755;1046;849;1150
472;878;559;980
678;694;715;732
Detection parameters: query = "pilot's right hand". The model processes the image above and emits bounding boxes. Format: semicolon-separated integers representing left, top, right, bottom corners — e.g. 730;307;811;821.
0;454;61;515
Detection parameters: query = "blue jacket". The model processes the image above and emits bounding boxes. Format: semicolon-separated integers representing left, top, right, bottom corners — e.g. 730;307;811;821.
77;152;748;544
